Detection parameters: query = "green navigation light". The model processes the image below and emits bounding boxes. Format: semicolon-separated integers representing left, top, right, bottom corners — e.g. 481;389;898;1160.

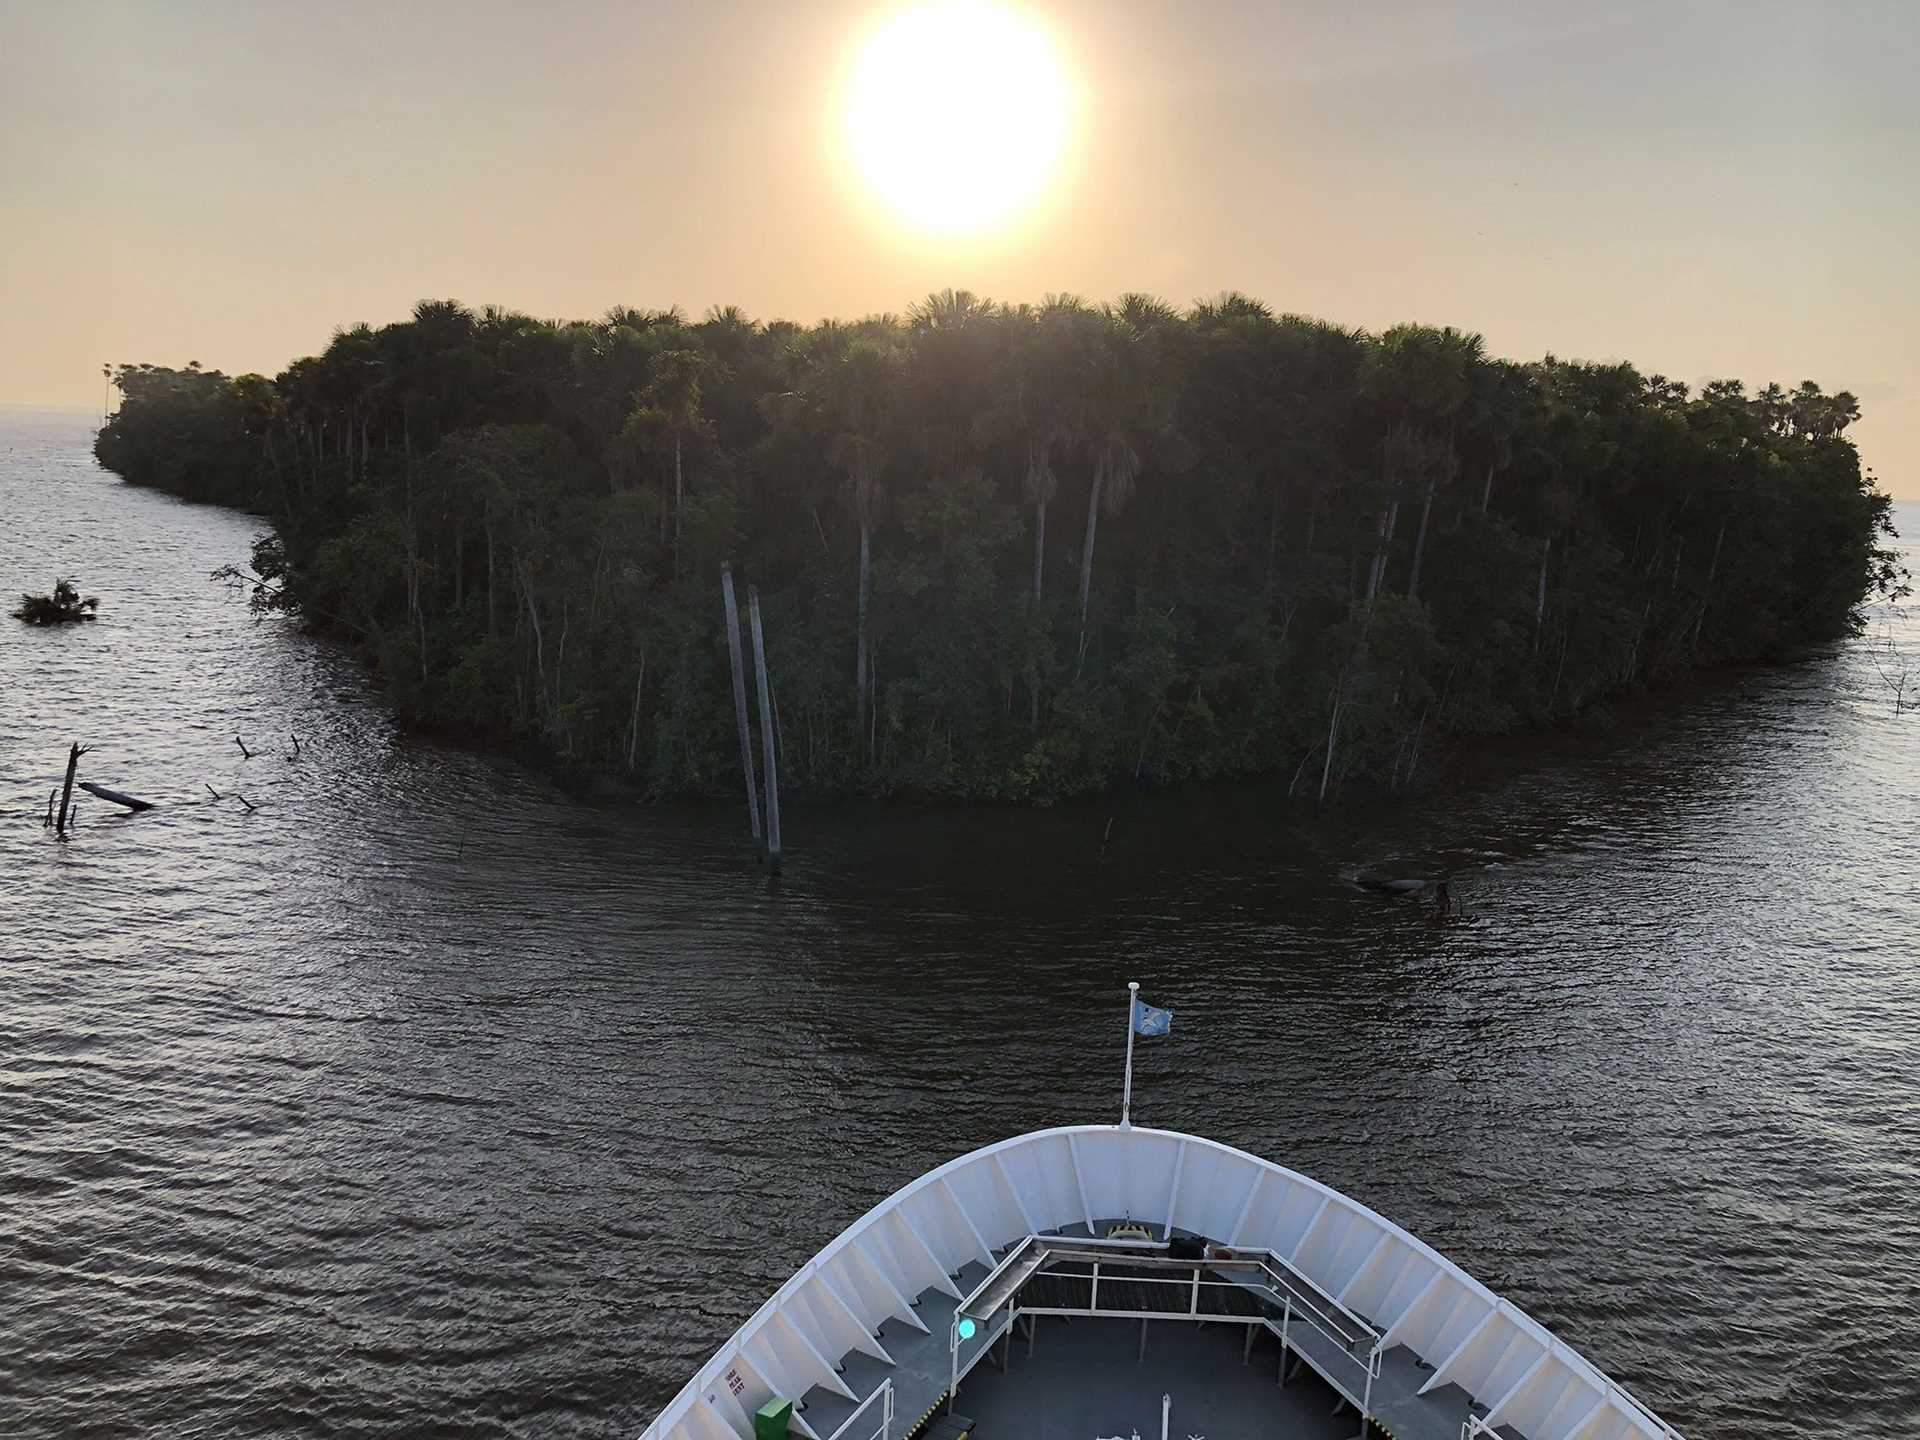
957;1317;976;1340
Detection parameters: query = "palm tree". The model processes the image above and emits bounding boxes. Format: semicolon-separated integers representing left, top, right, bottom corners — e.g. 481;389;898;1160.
976;297;1086;609
767;328;899;757
1076;296;1178;662
827;344;895;755
640;347;716;565
1359;324;1484;602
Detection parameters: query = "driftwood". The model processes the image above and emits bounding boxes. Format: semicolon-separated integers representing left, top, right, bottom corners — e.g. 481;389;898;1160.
206;784;222;800
234;735;252;758
79;782;155;813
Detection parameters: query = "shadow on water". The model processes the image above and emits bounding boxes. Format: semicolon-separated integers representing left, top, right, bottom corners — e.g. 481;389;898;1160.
3;408;1917;1438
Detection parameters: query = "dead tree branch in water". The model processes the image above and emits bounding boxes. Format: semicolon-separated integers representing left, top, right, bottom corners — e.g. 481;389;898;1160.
55;743;91;836
79;782;155;813
206;784;223;800
234;735;252;758
288;732;303;758
1867;610;1916;714
234;793;257;812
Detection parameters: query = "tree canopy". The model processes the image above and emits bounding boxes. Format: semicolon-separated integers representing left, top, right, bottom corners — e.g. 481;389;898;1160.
93;294;1903;802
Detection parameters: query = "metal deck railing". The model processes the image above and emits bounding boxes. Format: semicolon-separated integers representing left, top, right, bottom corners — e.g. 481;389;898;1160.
822;1378;894;1440
947;1233;1386;1437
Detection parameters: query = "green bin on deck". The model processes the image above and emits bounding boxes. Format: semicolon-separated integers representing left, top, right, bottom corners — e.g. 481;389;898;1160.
753;1397;793;1440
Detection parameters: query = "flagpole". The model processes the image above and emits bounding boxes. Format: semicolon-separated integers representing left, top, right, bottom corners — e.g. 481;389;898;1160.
1120;980;1139;1129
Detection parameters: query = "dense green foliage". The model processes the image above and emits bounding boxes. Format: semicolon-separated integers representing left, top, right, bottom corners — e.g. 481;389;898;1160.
14;578;99;625
95;296;1901;802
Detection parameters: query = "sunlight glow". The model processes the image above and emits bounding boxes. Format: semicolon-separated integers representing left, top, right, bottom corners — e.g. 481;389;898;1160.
844;2;1072;237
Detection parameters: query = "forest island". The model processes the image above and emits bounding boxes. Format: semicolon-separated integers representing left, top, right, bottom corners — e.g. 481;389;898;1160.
93;294;1902;802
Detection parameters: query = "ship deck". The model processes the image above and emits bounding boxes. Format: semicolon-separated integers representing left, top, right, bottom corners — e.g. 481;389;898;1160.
955;1314;1361;1439
793;1224;1496;1440
645;1127;1674;1440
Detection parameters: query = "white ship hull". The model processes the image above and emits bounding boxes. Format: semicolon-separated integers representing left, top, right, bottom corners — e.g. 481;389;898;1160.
641;1125;1678;1440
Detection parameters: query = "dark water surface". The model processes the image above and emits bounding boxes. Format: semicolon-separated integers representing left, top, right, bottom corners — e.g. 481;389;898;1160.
3;407;1916;1438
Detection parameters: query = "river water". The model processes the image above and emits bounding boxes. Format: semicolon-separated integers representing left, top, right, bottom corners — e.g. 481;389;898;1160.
2;406;1916;1438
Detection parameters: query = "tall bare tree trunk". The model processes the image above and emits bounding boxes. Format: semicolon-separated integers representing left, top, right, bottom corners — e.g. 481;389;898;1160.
1032;495;1047;605
1029;494;1048;730
1534;536;1552;651
1318;689;1341;807
1692;523;1726;655
627;650;646;771
749;585;782;874
1407;477;1436;601
721;566;762;846
1265;483;1282;602
856;517;871;759
517;558;544;725
1366;497;1399;601
1077;465;1105;661
485;515;498;638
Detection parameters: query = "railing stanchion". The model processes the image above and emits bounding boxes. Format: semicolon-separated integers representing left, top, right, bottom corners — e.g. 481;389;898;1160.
823;1378;894;1440
1279;1296;1292;1387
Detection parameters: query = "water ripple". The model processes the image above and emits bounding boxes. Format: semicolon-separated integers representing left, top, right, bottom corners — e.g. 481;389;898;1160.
3;409;1918;1436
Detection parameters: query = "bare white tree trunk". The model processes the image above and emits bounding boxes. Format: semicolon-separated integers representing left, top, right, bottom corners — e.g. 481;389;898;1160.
1533;536;1552;652
1077;464;1106;661
1407;478;1436;601
627;650;646;772
1318;689;1341;806
721;566;761;843
1366;497;1399;601
856;516;871;758
1032;495;1047;605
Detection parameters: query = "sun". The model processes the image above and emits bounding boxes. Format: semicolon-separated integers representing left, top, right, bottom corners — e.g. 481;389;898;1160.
844;2;1072;237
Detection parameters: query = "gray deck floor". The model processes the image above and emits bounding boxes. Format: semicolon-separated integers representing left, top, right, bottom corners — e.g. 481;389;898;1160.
792;1224;1489;1440
957;1316;1361;1440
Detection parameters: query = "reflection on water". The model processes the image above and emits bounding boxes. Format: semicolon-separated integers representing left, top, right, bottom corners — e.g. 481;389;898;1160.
3;407;1916;1437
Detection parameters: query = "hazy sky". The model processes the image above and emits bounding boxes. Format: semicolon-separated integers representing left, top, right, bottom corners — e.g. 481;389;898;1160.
4;0;1915;495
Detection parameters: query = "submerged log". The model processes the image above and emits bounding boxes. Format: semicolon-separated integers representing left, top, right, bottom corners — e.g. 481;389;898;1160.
1356;876;1430;895
79;782;156;813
